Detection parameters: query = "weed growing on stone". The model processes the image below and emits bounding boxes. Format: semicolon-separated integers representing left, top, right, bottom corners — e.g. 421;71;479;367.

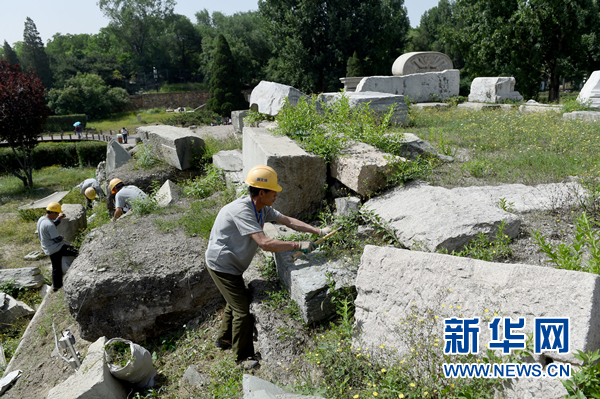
132;181;163;216
533;212;600;273
562;349;600;397
245;110;273;127
442;221;513;262
200;134;242;163
182;164;226;199
133;143;164;169
561;98;593;113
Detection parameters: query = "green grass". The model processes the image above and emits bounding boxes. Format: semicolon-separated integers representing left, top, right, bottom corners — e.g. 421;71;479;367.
87;109;171;134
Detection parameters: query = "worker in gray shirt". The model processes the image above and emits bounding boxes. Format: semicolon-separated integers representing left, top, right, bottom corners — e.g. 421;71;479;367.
79;178;105;210
205;165;331;368
109;178;148;221
37;202;78;291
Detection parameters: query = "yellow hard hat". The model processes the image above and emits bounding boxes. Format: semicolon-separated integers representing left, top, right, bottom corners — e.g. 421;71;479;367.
46;202;62;213
109;178;124;194
84;187;96;200
245;165;282;192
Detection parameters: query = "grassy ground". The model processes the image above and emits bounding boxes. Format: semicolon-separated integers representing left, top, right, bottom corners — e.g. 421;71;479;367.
86;109;172;135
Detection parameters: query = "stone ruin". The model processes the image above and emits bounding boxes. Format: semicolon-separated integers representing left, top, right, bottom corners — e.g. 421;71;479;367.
391;51;454;76
468;77;524;103
578;70;600;109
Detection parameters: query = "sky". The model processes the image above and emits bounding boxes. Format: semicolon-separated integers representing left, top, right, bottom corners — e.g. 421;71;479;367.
1;0;438;47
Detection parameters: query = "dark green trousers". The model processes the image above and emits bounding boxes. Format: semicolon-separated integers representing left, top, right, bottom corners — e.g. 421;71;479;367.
207;267;255;362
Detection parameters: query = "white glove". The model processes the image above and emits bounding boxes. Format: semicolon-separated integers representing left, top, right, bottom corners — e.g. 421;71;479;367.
319;227;332;237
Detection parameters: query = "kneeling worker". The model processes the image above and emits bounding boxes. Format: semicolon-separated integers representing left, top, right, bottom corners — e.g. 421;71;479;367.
79;178;105;210
109;178;148;221
205;165;331;368
37;202;79;292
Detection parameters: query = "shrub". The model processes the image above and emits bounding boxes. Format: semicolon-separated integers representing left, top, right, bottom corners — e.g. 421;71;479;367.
182;165;226;199
45;114;87;132
133;144;163;170
162;108;221;127
0;141;105;171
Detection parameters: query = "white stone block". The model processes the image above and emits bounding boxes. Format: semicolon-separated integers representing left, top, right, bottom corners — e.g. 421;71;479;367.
106;140;132;176
249;81;308;116
318;91;408;125
155;180;180;208
231;110;248;133
56;204;87;243
356;70;460;103
578;70;600;109
0;267;44;288
392;51;453;76
242;127;326;217
562;111;600;122
0;293;35;326
458;102;515;111
213;150;243;172
137;125;204;170
468;77;524;103
335;197;361;216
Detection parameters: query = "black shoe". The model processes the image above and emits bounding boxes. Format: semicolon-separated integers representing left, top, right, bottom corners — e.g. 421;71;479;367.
215;338;232;350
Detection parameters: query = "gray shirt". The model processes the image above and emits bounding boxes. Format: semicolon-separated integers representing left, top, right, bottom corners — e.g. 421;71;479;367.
37;216;63;255
115;186;147;210
206;196;282;275
79;178;105;198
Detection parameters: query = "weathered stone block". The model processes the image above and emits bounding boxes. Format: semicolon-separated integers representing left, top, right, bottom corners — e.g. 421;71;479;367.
57;204;87;243
392;51;453;76
363;180;521;252
249;81;308;116
562;111;600;122
457;102;514;111
356;70;460;103
243;373;325;399
318;91;408;125
354;246;600;365
231;110;249;133
518;104;561;114
275;250;356;324
468;77;524;103
155;180;180;207
383;133;454;162
213;150;243;172
106;140;132;177
243;127;326;217
411;102;451;110
47;336;127;399
335;197;361;216
577;70;600;109
330;141;402;196
0;267;44;288
339;76;364;92
137;125;205;170
0;293;35;327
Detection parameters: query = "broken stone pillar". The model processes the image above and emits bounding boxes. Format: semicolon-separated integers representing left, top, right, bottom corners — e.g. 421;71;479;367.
56;204;87;243
249;81;308;116
468;77;524;103
318;91;408;125
137;125;205;170
105;140;133;177
330;141;403;196
47;336;128;399
155;180;181;207
577;70;600;109
356;70;460;103
231;110;249;133
0;267;44;288
243;127;326;217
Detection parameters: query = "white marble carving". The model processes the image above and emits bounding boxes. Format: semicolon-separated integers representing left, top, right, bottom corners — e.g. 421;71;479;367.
392;52;453;76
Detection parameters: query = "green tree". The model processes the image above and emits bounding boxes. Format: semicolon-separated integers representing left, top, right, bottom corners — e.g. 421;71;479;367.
259;0;410;93
0;59;50;187
20;17;53;88
206;34;247;117
2;41;21;67
46;73;129;118
449;0;599;101
346;51;363;77
98;0;176;72
165;14;202;70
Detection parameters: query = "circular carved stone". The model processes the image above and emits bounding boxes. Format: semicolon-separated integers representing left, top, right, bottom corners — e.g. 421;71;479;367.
392;52;453;76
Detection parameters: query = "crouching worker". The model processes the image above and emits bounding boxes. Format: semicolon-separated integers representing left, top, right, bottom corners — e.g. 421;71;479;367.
205;165;331;369
109;178;148;221
79;178;105;210
37;202;79;292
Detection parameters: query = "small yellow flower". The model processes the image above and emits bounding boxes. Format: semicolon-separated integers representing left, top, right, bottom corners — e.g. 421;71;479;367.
399;395;405;398
354;395;359;399
410;383;415;387
381;368;386;373
373;393;378;397
485;309;489;312
424;392;428;396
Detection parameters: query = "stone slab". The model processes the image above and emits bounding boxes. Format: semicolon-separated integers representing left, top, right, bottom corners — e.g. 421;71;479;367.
451;182;586;214
243;374;323;399
56;204;87;243
330;141;403;196
243;127;326;217
0;293;35;327
364;180;521;252
275;250;356;324
182;365;209;388
392;51;453;76
335;197;361;216
411;102;451;110
137;125;205;170
0;267;44;288
213;149;243;172
497;376;569;399
231;110;249;133
383;133;454;162
457;102;515;111
318;91;408;125
249;81;308;117
106;140;132;177
518;104;561;114
562;111;600;122
18;191;69;210
356;70;460;103
468;77;524;103
354;245;600;365
47;336;127;399
155;180;180;207
577;70;600;109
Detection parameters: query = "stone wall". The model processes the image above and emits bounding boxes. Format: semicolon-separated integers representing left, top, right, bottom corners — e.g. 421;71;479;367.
126;90;252;111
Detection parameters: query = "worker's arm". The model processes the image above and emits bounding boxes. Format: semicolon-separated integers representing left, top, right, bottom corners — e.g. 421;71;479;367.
112;207;123;221
250;231;301;253
276;215;320;235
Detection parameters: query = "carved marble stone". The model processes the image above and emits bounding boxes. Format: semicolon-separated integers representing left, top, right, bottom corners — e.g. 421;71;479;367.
392;52;453;76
